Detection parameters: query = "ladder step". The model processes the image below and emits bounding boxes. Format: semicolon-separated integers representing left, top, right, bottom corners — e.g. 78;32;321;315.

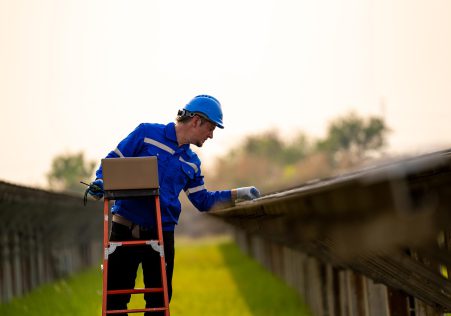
107;287;164;295
106;307;168;314
108;240;161;247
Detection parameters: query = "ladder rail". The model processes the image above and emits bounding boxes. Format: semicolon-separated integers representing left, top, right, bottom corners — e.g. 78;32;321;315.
155;195;170;310
102;195;170;316
102;198;109;315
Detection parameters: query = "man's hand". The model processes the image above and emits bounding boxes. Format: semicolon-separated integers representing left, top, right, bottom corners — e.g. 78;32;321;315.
87;179;104;200
235;186;260;201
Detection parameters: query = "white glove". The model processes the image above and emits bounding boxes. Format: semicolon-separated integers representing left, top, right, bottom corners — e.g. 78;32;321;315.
236;186;260;201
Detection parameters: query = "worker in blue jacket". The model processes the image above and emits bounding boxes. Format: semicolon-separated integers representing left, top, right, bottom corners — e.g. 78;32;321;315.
88;95;260;315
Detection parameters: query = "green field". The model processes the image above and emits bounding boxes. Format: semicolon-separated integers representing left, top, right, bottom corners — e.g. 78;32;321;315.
0;238;311;316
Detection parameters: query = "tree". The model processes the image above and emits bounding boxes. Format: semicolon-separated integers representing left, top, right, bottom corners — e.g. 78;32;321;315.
243;130;310;165
207;130;312;192
47;152;96;194
317;112;390;167
207;112;390;194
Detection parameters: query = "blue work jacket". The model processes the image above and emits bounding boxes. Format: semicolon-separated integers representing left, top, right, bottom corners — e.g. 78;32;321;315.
96;122;232;231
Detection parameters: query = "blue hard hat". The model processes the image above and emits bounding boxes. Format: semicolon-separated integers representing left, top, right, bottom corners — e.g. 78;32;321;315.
184;95;224;129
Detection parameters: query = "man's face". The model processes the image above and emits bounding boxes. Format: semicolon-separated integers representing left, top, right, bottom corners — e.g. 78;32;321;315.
191;116;216;147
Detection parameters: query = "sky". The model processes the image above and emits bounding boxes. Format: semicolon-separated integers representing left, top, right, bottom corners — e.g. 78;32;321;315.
1;0;450;188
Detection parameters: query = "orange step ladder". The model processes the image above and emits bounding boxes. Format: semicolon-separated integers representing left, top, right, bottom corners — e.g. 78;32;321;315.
101;157;170;315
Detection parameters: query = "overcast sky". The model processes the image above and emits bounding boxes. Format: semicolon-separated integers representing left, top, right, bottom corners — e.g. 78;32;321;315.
1;0;450;187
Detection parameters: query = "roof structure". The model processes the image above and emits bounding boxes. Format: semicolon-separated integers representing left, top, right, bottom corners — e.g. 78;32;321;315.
211;149;451;311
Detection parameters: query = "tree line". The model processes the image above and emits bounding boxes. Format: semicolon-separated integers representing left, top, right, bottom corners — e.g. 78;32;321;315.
47;112;390;195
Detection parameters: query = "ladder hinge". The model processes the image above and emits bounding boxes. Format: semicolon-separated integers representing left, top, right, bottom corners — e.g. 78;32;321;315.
105;242;122;258
147;240;164;257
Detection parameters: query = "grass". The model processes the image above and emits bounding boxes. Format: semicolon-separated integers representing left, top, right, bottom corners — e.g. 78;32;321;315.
0;237;311;316
0;266;103;316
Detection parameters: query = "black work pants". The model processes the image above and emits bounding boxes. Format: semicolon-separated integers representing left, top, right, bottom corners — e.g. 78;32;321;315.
106;221;174;316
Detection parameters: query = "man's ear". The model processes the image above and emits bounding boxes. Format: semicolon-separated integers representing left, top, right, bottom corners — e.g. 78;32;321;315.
192;115;202;128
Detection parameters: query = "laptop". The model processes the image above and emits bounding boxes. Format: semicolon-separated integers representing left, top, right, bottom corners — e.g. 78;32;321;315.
101;156;159;192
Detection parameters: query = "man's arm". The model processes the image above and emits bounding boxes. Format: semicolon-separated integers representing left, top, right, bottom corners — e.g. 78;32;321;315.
186;182;260;212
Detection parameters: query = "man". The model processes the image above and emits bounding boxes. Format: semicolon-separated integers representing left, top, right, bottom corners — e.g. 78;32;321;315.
88;95;260;315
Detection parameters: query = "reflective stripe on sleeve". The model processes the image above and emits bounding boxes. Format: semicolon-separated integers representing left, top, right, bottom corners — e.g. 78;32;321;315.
179;157;199;173
114;148;125;158
144;138;175;154
185;185;205;195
